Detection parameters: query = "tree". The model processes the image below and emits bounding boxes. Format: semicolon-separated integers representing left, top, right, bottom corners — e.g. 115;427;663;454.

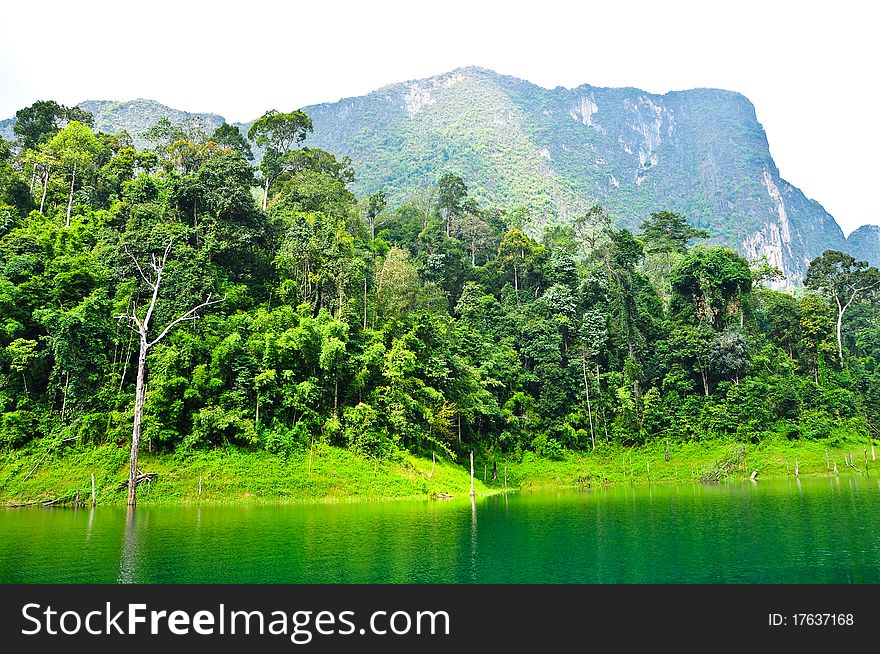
44;121;101;226
14;101;93;150
710;329;749;385
437;172;467;237
498;228;538;297
247;109;313;210
638;210;709;301
456;201;496;266
670;245;752;329
363;190;387;240
804;250;880;364
639;210;709;258
116;240;223;507
210;123;254;160
6;338;38;396
579;308;607;449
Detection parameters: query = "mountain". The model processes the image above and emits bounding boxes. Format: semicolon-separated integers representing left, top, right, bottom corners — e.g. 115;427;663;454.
846;225;880;267
78;99;225;150
0;100;225;151
0;118;14;142
3;67;876;282
299;67;849;284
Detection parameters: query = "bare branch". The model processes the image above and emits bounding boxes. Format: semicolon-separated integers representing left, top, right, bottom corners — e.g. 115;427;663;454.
141;240;175;333
149;294;225;348
123;244;155;289
162;238;174;264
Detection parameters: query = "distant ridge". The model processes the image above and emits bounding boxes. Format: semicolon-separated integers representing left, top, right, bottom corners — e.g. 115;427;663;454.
2;68;877;280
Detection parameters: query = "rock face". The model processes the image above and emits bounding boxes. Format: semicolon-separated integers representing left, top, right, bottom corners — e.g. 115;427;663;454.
3;67;873;284
300;67;848;285
846;225;880;267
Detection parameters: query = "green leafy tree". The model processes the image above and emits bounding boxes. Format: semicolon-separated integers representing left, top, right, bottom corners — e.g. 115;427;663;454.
804;250;880;364
14;100;93;150
210;123;254;160
247;109;313;210
437;172;467;237
44;121;101;226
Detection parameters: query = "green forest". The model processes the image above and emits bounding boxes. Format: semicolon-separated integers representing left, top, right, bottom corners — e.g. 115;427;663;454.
1;101;879;503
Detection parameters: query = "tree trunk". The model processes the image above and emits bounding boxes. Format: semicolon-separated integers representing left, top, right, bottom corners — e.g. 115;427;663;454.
582;353;595;451
262;177;270;211
836;305;844;364
40;166;50;213
701;369;709;396
60;371;70;422
127;337;148;508
363;277;368;330
66;161;76;227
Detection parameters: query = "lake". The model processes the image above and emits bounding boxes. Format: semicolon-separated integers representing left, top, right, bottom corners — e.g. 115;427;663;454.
2;477;879;583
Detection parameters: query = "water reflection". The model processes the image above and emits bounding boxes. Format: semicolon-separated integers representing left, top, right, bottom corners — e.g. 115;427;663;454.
117;507;141;584
3;478;880;583
469;495;477;583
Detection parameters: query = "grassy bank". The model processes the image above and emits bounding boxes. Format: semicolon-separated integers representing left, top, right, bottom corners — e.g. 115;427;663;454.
1;434;876;506
0;441;487;505
493;436;878;490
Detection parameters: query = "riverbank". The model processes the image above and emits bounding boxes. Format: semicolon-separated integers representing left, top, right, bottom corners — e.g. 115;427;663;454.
1;435;876;505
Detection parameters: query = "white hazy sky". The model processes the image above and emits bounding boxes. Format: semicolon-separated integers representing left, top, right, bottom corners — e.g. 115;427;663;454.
1;0;876;234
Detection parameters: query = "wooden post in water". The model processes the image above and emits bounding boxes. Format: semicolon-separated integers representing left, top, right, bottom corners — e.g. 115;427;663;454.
90;473;96;507
469;451;475;497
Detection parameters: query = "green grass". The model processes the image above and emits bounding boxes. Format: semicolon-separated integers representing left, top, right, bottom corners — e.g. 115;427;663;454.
484;435;877;491
1;434;876;506
0;441;487;505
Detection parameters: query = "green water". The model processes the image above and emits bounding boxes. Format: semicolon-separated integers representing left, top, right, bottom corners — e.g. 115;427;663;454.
2;477;880;583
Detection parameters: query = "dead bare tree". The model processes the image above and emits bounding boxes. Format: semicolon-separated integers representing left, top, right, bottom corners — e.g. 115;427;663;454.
116;239;223;507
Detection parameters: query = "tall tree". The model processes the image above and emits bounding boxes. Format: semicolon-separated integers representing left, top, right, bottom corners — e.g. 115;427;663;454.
363;190;387;240
116;240;223;507
210;123;254;160
437;172;467;237
639;210;709;258
247;109;313;210
804;250;880;364
639;210;709;300
44;121;100;226
14;100;93;150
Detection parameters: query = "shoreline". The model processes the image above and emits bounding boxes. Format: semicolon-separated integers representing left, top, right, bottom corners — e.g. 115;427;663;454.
1;436;875;507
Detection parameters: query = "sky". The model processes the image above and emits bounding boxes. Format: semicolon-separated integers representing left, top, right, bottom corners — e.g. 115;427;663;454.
1;0;876;234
